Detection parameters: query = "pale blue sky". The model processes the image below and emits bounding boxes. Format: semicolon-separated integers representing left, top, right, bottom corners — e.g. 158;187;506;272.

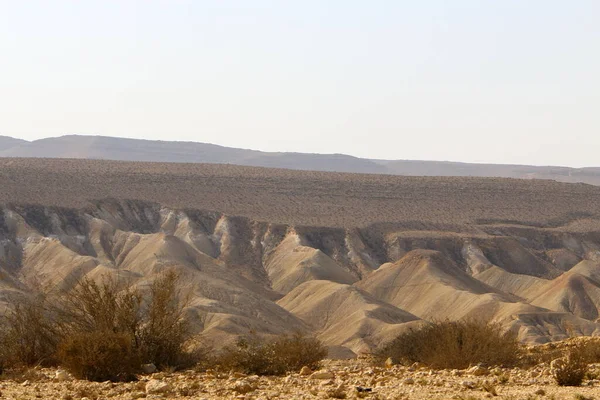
1;1;599;166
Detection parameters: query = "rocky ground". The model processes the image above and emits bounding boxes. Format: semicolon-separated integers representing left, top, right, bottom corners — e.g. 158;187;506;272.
1;358;598;400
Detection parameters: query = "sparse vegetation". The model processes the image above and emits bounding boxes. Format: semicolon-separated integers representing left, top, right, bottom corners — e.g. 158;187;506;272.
0;293;62;367
55;270;202;380
0;270;206;381
218;332;327;375
136;271;196;369
375;320;521;369
553;345;589;387
57;331;140;382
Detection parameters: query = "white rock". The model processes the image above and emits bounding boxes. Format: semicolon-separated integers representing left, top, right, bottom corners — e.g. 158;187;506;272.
232;379;255;394
299;366;312;376
55;370;70;381
145;379;171;394
311;370;335;380
468;365;489;376
141;363;158;374
326;384;347;398
461;380;476;389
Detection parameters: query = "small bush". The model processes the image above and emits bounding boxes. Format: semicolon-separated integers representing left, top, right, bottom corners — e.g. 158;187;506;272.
57;330;140;382
218;333;327;375
553;346;588;387
57;276;142;336
375;320;521;369
57;270;202;373
0;293;62;366
0;270;206;379
136;270;195;369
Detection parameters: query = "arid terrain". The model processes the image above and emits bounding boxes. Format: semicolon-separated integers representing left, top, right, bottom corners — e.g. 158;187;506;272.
2;135;600;185
1;157;600;228
1;347;600;400
1;157;600;358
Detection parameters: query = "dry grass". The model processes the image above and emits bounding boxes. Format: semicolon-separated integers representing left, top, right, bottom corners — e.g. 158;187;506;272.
218;333;327;375
375;320;521;369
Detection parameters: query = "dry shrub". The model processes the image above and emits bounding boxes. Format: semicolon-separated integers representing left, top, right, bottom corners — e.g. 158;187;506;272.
58;275;142;336
553;345;589;386
0;293;62;367
218;333;327;375
57;331;140;382
376;320;521;369
136;270;195;369
56;269;202;378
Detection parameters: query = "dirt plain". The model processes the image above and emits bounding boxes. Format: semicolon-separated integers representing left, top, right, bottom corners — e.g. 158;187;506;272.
1;158;599;230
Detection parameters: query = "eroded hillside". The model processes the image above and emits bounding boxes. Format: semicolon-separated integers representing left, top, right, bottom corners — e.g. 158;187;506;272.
2;193;600;356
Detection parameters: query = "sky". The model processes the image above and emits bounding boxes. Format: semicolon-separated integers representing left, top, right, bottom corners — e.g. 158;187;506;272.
1;1;599;167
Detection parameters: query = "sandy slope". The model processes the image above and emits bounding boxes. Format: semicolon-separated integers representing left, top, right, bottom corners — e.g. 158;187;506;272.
278;280;420;355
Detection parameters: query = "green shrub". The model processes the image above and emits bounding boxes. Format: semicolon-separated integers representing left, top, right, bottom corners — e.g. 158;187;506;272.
218;333;327;375
57;331;140;382
376;320;521;369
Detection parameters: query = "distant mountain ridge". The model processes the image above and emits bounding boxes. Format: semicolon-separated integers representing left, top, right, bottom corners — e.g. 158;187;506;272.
2;134;599;185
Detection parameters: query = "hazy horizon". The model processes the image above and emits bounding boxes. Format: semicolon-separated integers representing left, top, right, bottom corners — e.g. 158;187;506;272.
1;1;599;167
2;132;600;168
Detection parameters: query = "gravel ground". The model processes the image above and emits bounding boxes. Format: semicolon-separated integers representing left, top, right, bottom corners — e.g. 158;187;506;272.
1;358;599;400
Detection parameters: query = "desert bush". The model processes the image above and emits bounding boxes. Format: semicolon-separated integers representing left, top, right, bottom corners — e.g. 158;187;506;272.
553;345;589;386
136;270;195;369
0;293;62;367
57;270;201;375
57;275;142;336
218;332;327;375
57;330;140;382
375;320;521;369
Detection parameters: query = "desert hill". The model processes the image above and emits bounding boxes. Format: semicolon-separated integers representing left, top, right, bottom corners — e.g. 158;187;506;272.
2;135;600;185
2;158;600;355
0;135;28;151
